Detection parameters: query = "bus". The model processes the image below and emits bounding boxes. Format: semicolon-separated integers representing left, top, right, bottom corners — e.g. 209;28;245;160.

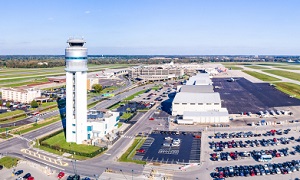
31;112;40;116
259;155;272;162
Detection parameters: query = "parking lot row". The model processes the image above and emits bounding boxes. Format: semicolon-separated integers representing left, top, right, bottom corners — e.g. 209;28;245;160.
210;136;298;151
210;147;298;162
212;128;292;139
211;159;300;179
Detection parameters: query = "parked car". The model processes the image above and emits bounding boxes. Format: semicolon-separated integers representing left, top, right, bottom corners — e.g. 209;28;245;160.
58;171;65;179
15;170;24;175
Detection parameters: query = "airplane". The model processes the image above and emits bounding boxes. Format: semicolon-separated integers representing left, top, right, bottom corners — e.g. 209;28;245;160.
227;77;238;82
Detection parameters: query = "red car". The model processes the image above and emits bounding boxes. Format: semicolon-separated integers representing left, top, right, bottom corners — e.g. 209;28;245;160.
136;149;145;153
149;117;154;120
57;171;65;179
28;177;34;180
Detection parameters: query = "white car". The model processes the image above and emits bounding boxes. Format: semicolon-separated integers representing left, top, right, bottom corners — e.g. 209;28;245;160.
173;138;181;143
165;137;173;141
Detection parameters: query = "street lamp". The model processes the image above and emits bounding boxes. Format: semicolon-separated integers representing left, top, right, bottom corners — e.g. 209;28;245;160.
132;170;133;180
120;169;128;180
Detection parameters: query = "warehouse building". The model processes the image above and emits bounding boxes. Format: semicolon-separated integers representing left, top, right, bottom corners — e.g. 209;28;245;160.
172;72;229;124
177;85;214;93
185;73;213;85
172;92;222;116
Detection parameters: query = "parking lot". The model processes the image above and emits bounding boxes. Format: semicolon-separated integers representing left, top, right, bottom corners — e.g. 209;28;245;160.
200;126;300;180
212;78;300;114
133;131;201;164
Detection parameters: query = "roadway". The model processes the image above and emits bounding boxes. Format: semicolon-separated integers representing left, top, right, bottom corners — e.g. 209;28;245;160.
0;81;161;178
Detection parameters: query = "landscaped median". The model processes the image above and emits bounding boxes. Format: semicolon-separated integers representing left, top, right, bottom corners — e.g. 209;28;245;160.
119;137;146;165
0;156;19;168
11;114;62;135
242;70;281;81
36;129;107;160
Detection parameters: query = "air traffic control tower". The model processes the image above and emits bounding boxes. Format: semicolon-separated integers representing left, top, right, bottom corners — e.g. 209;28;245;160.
65;38;88;144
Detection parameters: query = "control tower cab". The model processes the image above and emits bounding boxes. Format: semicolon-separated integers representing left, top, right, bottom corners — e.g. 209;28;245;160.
65;38;88;72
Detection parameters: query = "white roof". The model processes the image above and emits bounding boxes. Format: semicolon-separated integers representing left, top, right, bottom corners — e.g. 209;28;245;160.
179;85;214;93
183;109;229;117
186;73;212;85
173;92;221;103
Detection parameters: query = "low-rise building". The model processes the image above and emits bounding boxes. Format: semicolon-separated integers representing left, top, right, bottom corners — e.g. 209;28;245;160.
87;78;99;91
1;87;41;103
172;92;222;116
86;109;120;141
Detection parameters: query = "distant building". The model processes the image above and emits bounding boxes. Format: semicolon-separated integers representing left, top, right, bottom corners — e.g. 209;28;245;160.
1;87;41;103
128;65;184;81
87;78;99;91
48;76;66;83
86;109;119;142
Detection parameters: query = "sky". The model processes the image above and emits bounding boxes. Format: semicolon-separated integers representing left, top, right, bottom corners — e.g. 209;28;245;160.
1;0;300;55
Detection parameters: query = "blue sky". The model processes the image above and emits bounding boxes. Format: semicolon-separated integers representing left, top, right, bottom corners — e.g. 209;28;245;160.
1;0;300;55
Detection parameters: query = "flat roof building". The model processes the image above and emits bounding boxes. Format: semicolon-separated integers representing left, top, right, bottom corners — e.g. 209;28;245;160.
1;87;41;104
178;85;214;93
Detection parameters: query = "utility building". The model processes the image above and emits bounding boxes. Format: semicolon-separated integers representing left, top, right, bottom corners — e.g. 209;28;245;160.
65;38;88;144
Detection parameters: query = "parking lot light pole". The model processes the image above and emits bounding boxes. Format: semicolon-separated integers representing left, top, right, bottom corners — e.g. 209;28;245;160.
132;169;133;180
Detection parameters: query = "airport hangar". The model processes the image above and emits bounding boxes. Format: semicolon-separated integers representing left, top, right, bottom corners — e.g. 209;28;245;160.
172;73;229;125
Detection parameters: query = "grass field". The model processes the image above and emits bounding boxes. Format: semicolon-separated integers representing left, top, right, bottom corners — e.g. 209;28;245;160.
263;70;300;81
14;115;62;134
119;137;146;165
274;82;300;99
224;65;243;70
276;66;300;70
123;90;146;101
0;110;24;119
0;64;135;88
120;112;133;120
257;63;288;66
43;131;100;154
245;65;270;69
0;156;19;168
243;71;280;81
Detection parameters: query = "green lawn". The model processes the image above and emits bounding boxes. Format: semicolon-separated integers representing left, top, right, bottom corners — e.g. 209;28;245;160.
276;66;300;70
123;90;146;101
0;110;24;119
119;138;146;165
0;156;19;168
152;85;162;91
118;122;123;128
43;132;100;154
40;101;57;108
257;63;288;66
263;70;300;81
224;65;243;70
245;65;270;69
243;71;281;81
14;115;62;134
274;82;300;99
120;112;133;120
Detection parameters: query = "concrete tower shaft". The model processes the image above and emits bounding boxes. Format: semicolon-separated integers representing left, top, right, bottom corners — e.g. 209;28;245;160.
65;38;88;144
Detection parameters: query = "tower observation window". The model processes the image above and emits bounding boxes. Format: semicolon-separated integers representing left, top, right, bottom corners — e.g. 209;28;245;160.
69;43;84;47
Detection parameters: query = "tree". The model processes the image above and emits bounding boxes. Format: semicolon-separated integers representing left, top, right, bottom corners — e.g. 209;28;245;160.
31;100;39;108
92;84;103;93
6;101;10;108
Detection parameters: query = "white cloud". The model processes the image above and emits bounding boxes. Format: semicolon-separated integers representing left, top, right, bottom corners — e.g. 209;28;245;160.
85;11;91;14
48;17;54;21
